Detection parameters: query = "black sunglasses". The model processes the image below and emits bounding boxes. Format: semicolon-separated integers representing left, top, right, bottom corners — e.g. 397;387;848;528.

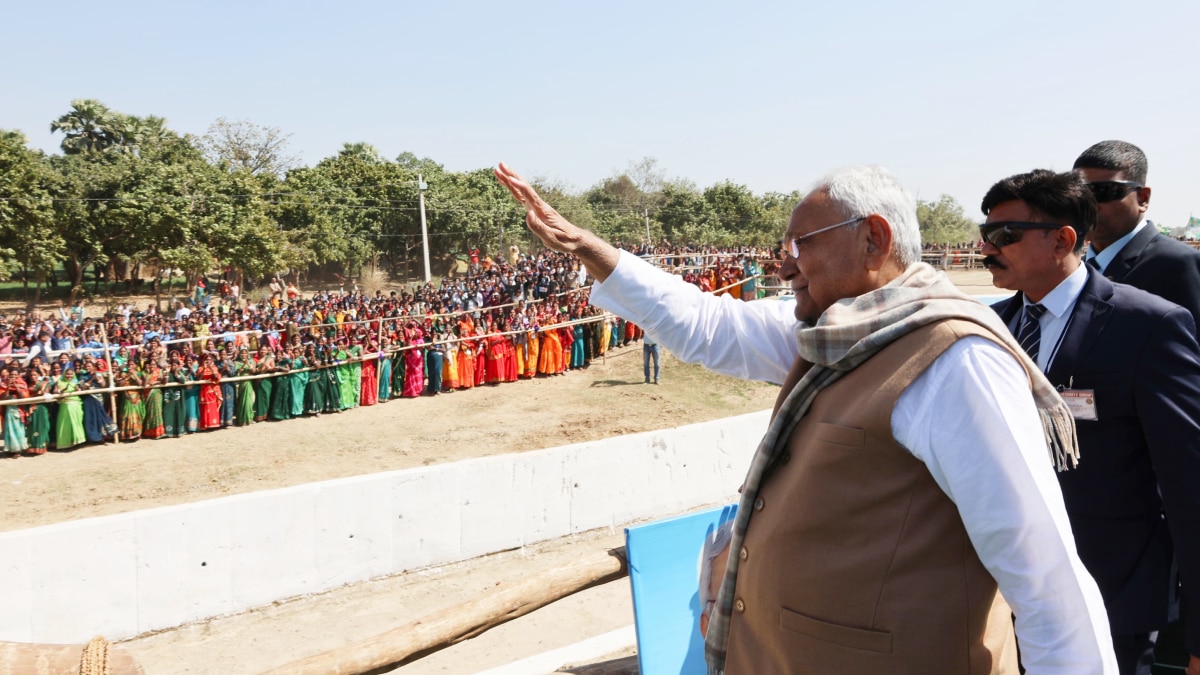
980;221;1063;248
1087;180;1143;203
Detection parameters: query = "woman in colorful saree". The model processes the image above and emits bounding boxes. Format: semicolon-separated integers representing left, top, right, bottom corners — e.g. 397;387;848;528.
142;360;166;439
253;346;275;422
299;345;322;415
197;353;223;430
359;338;379;406
402;332;425;398
268;350;293;421
219;347;237;428
52;367;86;450
163;352;189;438
234;348;257;426
484;326;505;385
3;370;30;454
332;339;354;410
538;321;562;375
377;337;394;402
182;354;200;433
321;341;343;413
456;333;475;390
114;363;144;441
77;361;117;444
345;339;363;407
25;359;53;454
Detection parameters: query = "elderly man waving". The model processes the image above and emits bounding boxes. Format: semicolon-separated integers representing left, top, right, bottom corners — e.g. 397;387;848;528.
496;162;1116;674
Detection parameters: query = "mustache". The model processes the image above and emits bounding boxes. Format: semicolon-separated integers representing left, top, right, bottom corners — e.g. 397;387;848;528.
982;256;1006;270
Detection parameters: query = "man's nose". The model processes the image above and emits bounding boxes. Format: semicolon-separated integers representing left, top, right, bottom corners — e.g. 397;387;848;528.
776;255;798;282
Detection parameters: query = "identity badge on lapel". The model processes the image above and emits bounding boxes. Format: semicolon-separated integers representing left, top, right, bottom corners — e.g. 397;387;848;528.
1060;383;1098;421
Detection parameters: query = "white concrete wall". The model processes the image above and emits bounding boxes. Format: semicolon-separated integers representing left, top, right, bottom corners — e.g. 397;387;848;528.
0;410;767;643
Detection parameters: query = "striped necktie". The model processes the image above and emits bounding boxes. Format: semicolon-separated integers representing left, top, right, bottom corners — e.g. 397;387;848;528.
1016;303;1047;364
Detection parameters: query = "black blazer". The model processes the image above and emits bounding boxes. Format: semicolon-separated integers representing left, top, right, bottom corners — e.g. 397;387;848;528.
1102;224;1200;335
993;269;1200;654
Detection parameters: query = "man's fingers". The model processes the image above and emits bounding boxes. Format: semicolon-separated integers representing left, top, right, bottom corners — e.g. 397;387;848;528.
495;162;544;208
493;167;526;204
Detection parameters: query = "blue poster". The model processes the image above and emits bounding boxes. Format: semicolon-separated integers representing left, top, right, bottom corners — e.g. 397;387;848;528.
625;503;738;675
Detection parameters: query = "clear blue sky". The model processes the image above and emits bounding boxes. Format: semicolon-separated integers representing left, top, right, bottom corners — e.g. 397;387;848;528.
4;0;1198;228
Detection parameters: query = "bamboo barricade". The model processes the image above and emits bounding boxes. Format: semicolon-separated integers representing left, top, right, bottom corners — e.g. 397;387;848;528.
100;321;119;445
260;547;628;675
0;263;755;412
0;637;144;675
0;312;619;410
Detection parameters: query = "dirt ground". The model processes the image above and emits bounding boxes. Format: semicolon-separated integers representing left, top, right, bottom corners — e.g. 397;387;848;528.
0;270;1000;534
2;270;1001;674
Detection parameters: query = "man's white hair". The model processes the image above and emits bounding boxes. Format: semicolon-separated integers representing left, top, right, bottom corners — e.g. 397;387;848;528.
812;165;922;268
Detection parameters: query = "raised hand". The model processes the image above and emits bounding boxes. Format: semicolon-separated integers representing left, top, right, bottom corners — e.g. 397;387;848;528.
493;162;620;281
493;163;585;254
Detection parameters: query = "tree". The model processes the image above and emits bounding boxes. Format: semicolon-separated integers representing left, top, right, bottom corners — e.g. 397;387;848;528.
49;99;125;155
198;118;299;176
656;181;712;244
0;130;63;295
917;195;978;245
119;115;171;154
584;174;652;244
760;190;804;245
395;151;442;174
703;181;770;245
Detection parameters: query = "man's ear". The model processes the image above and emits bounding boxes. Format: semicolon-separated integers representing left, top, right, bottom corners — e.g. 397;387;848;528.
1057;225;1079;254
863;214;894;270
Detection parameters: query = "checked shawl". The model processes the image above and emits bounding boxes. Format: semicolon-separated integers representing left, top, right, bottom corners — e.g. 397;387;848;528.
703;262;1079;674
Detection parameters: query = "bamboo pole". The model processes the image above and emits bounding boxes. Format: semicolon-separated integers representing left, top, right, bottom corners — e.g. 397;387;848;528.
260;547;628;675
100;322;119;444
0;638;143;675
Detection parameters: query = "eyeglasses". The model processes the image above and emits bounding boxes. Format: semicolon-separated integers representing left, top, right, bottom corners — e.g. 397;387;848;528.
979;221;1064;248
786;216;866;258
1087;180;1143;203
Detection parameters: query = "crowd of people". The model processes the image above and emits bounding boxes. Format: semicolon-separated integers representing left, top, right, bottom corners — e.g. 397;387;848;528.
0;246;774;456
630;245;780;299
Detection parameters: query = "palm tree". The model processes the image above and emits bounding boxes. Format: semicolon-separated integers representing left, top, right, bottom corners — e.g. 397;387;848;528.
49;99;122;155
338;142;383;163
119;114;170;152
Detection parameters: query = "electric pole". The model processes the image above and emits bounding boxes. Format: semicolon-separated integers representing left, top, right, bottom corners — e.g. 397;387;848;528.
418;174;431;282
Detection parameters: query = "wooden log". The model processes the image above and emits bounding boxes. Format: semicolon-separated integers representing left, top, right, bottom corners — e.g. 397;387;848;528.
261;546;629;675
0;638;144;675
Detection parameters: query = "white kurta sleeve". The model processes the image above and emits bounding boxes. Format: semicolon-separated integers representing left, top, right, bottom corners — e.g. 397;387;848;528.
894;336;1117;675
588;250;799;384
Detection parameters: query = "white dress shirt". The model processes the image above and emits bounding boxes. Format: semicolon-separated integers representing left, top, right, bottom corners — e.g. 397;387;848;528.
1086;219;1148;273
590;250;1116;674
1013;262;1088;373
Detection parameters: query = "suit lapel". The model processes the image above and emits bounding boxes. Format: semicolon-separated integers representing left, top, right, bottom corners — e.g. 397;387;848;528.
991;292;1024;330
1046;269;1114;385
1102;223;1157;282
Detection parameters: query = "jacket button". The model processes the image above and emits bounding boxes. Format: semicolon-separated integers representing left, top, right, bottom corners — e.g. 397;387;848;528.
735;598;745;613
753;497;764;511
780;452;791;465
739;547;748;561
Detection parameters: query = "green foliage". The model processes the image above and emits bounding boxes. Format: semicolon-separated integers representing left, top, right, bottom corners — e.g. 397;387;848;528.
11;102;967;290
703;181;771;244
917;195;978;245
0;131;62;281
